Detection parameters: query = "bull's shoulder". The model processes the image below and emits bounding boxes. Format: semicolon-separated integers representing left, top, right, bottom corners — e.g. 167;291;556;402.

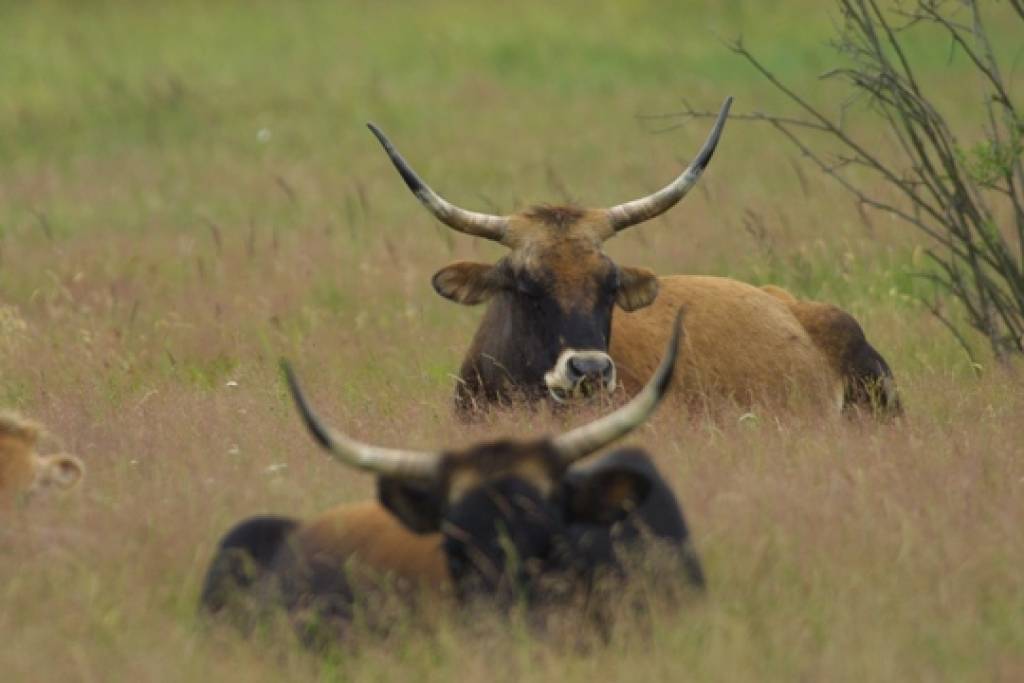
297;502;449;589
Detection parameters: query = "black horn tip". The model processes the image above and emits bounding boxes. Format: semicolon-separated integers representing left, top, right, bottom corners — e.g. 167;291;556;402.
366;122;426;195
279;358;297;398
692;97;734;172
366;122;390;148
366;122;393;153
280;359;334;452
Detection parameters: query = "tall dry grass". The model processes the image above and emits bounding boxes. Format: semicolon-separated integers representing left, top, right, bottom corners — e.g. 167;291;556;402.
2;259;1022;683
1;343;1021;680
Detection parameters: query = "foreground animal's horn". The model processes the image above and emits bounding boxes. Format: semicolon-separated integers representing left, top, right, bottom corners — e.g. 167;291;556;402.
367;123;510;244
552;310;684;464
604;97;733;233
282;361;442;480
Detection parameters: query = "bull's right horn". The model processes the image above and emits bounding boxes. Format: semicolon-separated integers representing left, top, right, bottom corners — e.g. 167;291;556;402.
603;97;732;233
551;309;684;464
282;361;442;481
368;123;511;245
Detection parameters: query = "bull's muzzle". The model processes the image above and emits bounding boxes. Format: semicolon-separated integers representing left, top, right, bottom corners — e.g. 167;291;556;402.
544;350;617;403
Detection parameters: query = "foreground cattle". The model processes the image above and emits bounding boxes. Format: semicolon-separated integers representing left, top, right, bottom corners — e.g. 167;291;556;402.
368;97;900;418
200;315;702;644
0;413;84;507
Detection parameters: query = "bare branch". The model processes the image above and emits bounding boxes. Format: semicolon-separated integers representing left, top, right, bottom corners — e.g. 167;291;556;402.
638;107;830;133
917;289;980;369
675;0;1024;362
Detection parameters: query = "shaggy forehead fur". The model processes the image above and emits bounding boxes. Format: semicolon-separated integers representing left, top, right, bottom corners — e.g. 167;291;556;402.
443;439;564;501
507;205;609;246
504;206;616;311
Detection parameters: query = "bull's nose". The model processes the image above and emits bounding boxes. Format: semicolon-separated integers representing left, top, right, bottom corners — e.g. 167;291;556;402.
567;355;615;385
545;350;617;402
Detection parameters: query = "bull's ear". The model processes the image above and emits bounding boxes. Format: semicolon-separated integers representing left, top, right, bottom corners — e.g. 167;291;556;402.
378;477;444;533
432;261;503;305
39;454;84;490
563;467;653;526
616;266;659;311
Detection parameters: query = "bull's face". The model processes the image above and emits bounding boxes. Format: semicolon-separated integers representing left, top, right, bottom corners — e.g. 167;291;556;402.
368;97;731;404
441;473;566;604
377;439;652;606
432;208;660;402
281;311;684;605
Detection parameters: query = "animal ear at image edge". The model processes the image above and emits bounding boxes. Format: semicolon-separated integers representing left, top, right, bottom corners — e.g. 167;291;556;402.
43;454;84;490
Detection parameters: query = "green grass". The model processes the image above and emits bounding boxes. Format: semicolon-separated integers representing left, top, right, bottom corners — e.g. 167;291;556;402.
1;0;1022;680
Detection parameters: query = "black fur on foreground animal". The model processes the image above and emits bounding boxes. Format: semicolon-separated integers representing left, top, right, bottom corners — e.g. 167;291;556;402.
200;312;703;645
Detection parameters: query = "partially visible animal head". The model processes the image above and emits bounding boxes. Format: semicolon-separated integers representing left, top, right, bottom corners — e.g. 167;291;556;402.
0;413;83;505
282;311;687;606
369;98;731;406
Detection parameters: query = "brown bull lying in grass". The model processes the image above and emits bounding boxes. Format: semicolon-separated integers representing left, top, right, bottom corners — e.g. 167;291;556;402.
200;314;703;645
0;413;84;508
369;97;900;419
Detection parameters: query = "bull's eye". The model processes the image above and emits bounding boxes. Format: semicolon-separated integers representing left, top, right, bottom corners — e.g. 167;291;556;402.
605;270;622;294
515;275;544;299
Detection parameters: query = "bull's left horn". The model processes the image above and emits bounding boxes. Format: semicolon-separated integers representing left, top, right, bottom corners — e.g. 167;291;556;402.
604;97;732;233
282;361;442;481
551;309;684;464
367;123;510;244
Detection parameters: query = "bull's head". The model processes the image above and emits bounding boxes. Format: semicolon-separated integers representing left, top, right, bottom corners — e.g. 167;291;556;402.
369;98;730;404
283;312;684;604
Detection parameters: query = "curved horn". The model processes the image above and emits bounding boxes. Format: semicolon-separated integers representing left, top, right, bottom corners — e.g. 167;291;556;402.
367;123;510;244
551;309;684;464
605;97;732;233
282;361;442;480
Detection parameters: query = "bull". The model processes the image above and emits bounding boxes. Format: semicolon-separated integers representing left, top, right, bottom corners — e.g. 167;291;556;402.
0;412;84;507
368;97;900;417
200;314;702;643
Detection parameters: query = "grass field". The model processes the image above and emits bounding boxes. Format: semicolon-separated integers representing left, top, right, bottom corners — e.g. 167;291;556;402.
1;1;1023;680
